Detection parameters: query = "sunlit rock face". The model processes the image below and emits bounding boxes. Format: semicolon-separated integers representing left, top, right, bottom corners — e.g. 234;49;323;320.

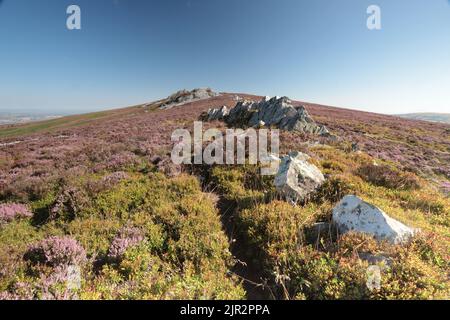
203;96;330;135
332;195;418;244
160;88;220;110
274;151;325;204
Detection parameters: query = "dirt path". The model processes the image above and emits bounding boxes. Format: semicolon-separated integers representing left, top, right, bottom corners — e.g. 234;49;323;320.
216;196;273;300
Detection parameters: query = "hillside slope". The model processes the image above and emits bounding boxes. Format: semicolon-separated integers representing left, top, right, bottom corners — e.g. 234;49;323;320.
0;93;449;300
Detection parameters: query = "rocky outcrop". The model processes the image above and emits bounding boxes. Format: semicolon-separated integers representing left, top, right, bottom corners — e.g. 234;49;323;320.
203;106;229;121
332;195;417;244
274;151;325;204
160;88;220;110
203;96;330;135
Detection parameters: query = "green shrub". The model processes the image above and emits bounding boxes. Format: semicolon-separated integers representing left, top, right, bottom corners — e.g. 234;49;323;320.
357;164;421;190
313;176;355;204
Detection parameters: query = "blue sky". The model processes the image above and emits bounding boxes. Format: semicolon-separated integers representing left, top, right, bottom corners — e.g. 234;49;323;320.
0;0;449;114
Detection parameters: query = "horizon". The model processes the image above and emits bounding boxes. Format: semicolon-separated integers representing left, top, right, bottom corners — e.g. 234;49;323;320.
1;0;450;115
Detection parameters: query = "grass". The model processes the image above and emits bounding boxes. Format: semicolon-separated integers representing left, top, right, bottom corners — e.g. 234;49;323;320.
208;143;450;300
0;172;245;300
0;93;448;300
0;106;145;139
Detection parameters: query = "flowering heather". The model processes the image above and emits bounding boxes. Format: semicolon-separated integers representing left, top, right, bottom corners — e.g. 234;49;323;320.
441;181;450;195
0;92;449;300
0;203;32;223
25;236;87;267
107;227;145;261
38;265;82;300
0;266;81;300
0;282;34;300
101;171;129;185
101;151;140;171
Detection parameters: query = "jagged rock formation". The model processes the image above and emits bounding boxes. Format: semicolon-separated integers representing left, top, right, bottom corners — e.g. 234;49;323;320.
274;151;325;204
332;195;418;244
204;106;229;121
160;88;220;110
203;96;330;135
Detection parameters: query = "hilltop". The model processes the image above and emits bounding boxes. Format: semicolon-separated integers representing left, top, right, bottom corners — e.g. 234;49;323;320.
0;91;449;300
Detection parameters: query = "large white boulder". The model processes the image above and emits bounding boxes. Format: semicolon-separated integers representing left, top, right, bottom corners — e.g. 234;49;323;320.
332;195;417;244
274;151;325;204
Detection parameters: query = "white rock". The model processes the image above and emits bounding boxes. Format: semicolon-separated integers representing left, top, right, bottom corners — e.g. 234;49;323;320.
206;105;229;121
332;195;417;244
274;151;325;204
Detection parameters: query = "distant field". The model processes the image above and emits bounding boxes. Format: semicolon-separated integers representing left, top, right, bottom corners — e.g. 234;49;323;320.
0;106;145;138
397;113;450;124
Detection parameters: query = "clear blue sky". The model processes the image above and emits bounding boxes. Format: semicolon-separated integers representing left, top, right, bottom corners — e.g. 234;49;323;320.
0;0;449;114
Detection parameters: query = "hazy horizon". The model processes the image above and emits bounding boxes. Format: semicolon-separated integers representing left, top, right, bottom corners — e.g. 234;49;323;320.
1;0;450;115
1;87;450;117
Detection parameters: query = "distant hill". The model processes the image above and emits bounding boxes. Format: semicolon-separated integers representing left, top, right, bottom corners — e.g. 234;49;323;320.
0;114;62;125
397;113;450;124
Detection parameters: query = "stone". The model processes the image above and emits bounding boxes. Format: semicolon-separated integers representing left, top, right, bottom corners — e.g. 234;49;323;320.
274;151;325;204
204;106;229;121
204;95;330;136
226;100;259;126
255;120;266;128
332;195;418;244
160;88;220;110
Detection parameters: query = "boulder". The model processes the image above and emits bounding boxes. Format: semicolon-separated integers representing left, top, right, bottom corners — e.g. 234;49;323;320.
274;151;325;204
204;96;330;136
226;100;259;126
160;88;220;110
332;195;417;244
204;106;229;121
247;97;329;134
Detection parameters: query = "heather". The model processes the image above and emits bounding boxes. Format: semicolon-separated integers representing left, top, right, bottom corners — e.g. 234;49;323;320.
0;203;32;223
107;226;145;261
0;172;245;299
208;144;449;299
0;93;448;300
25;236;87;267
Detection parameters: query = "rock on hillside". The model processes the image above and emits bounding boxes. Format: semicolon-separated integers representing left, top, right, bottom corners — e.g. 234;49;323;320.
274;151;325;204
160;88;220;110
332;195;417;244
205;106;229;121
203;96;330;135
